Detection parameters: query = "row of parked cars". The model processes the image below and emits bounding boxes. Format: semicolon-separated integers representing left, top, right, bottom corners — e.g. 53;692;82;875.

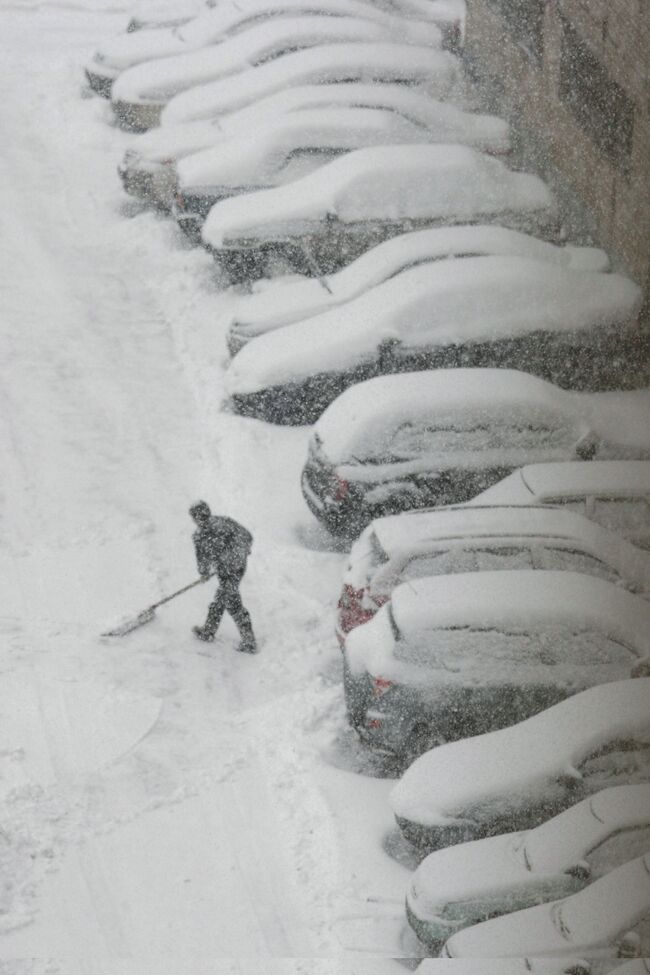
85;0;650;964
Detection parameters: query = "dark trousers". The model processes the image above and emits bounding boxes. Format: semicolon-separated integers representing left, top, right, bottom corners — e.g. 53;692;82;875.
203;576;254;641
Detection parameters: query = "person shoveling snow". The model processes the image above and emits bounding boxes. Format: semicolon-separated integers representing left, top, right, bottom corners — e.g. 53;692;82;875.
189;500;257;653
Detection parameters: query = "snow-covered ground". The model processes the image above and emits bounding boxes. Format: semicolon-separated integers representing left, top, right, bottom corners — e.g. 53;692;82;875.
0;3;417;969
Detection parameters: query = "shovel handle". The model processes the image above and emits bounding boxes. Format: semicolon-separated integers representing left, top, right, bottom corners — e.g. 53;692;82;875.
151;575;212;610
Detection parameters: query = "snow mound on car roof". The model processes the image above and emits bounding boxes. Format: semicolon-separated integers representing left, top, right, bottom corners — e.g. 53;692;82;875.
386;569;650;649
225;257;640;396
389;678;650;826
205;144;553;246
161;43;462;125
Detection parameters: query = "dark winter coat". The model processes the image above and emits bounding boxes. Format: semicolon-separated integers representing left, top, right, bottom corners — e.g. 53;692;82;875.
193;516;253;582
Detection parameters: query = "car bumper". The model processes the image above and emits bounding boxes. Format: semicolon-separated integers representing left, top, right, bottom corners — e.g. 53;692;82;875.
405;899;449;953
112;99;163;132
118;163;176;208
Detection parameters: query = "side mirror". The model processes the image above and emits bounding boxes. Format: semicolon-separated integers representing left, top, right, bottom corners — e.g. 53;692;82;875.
564;860;591;881
574;431;599;460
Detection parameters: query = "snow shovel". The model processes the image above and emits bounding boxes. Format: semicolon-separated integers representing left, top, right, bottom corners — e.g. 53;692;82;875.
102;576;210;637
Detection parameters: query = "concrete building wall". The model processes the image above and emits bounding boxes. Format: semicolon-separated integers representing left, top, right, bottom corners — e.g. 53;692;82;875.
463;0;650;296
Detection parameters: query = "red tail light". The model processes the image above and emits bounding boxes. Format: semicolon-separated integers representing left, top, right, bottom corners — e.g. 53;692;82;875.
338;584;363;610
333;477;349;501
373;594;389;609
373;676;394;698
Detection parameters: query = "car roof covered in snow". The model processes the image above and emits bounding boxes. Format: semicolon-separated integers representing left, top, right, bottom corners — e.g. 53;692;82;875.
204;143;553;247
161;43;463;125
134;83;509;165
233;225;608;334
410;784;650;914
389;678;650;828
225;257;640;396
309;368;587;460
443;852;650;957
473;461;650;504
112;15;433;102
384;569;650;649
176;107;436;188
417;962;590;975
368;504;643;567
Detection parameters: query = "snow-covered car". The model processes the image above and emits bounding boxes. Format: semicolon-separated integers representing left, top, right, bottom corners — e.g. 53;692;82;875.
343;570;650;759
406;784;650;952
227;225;608;355
120;86;509;210
417;963;590;975
125;0;209;35
87;0;441;96
203;144;555;284
389;677;650;851
468;462;650;550
440;852;650;959
226;255;643;423
173;105;498;239
111;17;446;130
160;42;465;128
336;505;650;644
299;369;649;537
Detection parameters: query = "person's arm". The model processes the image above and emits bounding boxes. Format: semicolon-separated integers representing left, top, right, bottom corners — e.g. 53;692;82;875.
194;534;212;579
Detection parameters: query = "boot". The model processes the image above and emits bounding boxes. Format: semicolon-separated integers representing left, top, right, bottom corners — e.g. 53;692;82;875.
236;631;257;654
193;625;215;643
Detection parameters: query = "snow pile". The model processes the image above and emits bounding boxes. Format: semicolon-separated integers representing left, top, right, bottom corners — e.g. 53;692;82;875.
161;42;464;125
389;678;650;827
230;225;609;340
205;144;554;247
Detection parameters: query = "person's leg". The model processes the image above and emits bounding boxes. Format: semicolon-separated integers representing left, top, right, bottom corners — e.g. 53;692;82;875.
224;583;257;653
193;585;227;641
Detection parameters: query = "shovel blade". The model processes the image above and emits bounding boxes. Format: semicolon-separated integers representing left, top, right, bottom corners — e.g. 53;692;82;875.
101;606;155;638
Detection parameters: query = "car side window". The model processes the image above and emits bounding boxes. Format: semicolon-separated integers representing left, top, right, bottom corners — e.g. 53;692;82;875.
592;497;650;540
541;495;589;515
531;546;620;583
586;825;650;879
400;550;452;580
278;147;349;183
580;739;650;790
